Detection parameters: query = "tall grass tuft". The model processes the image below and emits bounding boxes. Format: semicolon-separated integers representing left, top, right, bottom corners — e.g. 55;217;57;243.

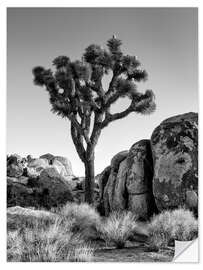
148;208;198;250
99;211;138;248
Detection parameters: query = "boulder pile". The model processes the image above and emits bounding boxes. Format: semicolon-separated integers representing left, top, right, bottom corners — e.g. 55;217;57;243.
98;112;198;219
7;154;75;209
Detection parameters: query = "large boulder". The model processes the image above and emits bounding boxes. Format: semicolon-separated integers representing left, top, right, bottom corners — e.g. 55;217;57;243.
101;142;157;219
126;140;157;219
97;166;111;201
26;167;39;178
54;156;73;177
7;154;24;178
39;154;74;178
7;164;24;178
151;112;198;211
108;157;128;212
110;151;128;172
102;151;128;215
28;158;49;170
26;158;49;178
38;167;74;208
52;159;67;176
27;155;34;163
98;112;198;218
39;153;55;164
7;154;22;164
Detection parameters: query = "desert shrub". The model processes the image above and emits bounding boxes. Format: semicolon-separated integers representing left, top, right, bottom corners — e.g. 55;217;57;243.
59;203;101;240
170;208;198;241
148;211;173;250
60;202;101;226
148;208;198;250
99;211;138;248
7;216;94;262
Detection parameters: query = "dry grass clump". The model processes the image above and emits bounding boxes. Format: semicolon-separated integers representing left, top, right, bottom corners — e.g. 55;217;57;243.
70;245;95;262
59;202;101;240
170;208;198;241
7;216;94;262
148;208;198;251
60;202;101;226
7;206;57;231
99;211;138;248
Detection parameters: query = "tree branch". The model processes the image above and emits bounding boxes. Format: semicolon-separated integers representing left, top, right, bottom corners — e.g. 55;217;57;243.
101;103;133;128
70;122;86;162
86;112;103;159
104;72;119;101
104;90;120;108
86;81;105;97
68;113;91;145
101;89;156;128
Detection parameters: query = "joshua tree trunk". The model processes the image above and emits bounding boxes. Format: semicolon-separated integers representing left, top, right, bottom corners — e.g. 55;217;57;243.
71;118;101;205
84;155;95;204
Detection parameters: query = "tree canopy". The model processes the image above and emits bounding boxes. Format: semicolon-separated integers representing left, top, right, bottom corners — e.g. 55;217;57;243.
32;36;156;203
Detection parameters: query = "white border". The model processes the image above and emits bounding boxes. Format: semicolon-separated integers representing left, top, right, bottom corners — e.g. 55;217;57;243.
1;1;202;269
0;0;200;7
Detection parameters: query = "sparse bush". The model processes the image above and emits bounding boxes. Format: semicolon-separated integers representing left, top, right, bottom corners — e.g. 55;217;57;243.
148;208;198;250
148;211;173;250
7;216;94;262
99;211;138;248
59;203;101;240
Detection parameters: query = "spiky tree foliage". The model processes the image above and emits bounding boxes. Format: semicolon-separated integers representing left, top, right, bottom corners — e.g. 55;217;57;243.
32;36;156;204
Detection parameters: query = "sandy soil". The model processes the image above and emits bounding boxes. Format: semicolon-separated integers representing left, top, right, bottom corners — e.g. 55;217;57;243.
93;243;174;262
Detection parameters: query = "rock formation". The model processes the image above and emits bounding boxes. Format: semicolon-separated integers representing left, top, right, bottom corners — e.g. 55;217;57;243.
98;112;198;218
100;141;157;219
7;154;24;178
7;154;74;209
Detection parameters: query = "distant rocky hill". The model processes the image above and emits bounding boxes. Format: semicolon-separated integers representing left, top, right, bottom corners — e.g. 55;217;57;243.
7;153;90;209
7;112;198;219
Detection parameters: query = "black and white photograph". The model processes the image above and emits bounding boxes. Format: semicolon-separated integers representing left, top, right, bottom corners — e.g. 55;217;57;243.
4;4;199;263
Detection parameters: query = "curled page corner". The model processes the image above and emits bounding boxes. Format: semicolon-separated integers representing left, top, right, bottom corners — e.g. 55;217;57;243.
173;238;199;262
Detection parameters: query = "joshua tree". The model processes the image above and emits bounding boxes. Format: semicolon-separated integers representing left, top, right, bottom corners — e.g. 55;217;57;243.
32;36;156;204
